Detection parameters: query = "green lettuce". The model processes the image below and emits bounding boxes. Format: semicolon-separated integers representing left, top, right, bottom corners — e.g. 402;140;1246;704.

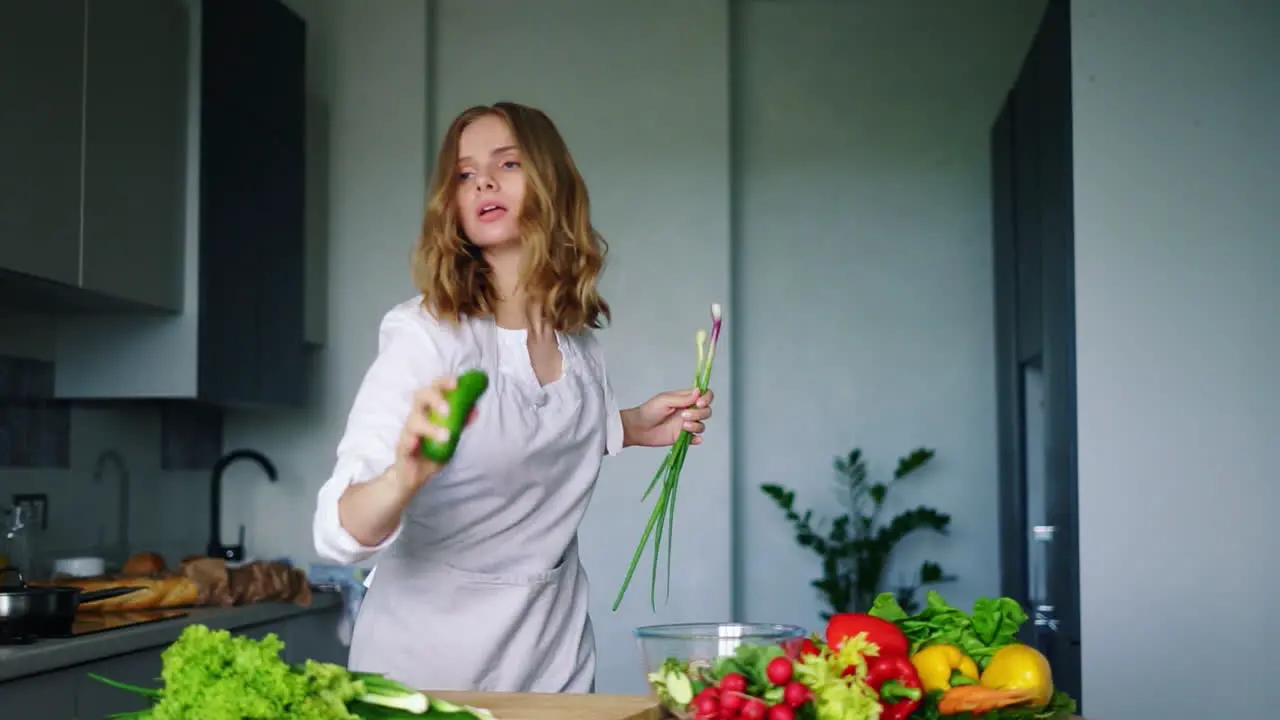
868;590;1027;669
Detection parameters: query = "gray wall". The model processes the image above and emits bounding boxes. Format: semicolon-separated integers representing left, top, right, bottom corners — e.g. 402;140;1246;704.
1072;1;1279;717
734;0;1042;630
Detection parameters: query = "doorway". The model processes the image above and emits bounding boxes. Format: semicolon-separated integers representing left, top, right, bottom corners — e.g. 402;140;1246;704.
990;0;1083;708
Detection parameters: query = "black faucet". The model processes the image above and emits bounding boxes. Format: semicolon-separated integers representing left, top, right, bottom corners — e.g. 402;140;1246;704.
208;448;278;562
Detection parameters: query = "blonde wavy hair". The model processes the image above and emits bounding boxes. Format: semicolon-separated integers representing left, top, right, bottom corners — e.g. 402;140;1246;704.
412;102;611;334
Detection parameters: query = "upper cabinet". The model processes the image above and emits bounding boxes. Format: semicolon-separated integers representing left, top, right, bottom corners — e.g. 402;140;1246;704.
53;0;315;409
304;95;331;349
195;0;308;406
0;0;189;312
82;0;191;311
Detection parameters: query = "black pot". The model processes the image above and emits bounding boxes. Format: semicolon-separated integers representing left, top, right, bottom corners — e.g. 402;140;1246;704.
0;566;143;639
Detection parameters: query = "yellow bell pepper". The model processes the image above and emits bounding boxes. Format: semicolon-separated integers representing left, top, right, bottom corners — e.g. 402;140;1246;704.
980;644;1054;707
910;644;979;692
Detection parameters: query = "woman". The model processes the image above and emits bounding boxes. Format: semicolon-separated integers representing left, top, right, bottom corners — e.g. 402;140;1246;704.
311;102;715;694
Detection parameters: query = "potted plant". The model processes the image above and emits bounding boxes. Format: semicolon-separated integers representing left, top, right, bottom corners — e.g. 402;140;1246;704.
761;446;954;617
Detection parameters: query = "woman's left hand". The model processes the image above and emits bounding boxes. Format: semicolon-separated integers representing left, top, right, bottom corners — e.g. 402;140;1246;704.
621;388;715;448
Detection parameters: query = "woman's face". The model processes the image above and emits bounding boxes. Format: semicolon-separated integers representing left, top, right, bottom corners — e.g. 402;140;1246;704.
455;114;525;250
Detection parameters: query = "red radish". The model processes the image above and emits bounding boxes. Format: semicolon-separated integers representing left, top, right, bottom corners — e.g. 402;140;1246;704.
799;639;821;657
768;705;796;720
782;681;811;708
739;698;768;720
719;673;748;694
719;691;746;715
765;657;794;685
692;694;719;718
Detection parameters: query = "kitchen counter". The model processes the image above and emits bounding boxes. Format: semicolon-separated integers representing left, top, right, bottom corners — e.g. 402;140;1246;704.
0;590;342;683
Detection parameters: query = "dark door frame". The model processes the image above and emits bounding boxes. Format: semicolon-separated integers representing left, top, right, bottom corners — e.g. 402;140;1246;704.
991;0;1082;708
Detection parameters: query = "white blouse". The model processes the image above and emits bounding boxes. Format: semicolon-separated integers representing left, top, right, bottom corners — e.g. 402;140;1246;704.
312;297;625;692
311;296;624;571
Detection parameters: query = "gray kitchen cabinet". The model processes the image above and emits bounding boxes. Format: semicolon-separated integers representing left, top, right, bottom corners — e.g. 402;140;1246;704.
0;0;188;313
55;0;310;408
303;94;331;348
280;605;347;666
75;650;163;719
0;669;79;719
0;0;85;289
80;0;190;312
196;0;308;406
0;607;345;719
69;615;345;717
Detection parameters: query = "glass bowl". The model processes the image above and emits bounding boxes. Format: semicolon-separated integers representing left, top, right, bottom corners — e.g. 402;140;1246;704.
635;622;809;719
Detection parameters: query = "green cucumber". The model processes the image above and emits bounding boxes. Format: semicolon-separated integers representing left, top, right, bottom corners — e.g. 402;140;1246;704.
664;670;694;706
419;369;489;464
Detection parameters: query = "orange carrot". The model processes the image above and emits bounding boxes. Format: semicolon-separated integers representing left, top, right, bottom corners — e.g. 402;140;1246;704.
937;685;1034;715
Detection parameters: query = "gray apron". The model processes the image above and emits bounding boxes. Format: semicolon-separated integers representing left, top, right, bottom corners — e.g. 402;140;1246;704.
348;323;606;693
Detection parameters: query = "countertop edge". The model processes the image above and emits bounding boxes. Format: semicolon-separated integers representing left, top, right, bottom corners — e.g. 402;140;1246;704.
0;590;343;683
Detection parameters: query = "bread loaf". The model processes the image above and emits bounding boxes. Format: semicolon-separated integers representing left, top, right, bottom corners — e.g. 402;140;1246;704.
46;575;202;611
31;558;310;610
122;551;167;576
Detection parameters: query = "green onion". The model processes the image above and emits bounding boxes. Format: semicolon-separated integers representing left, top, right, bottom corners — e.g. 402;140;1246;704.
613;303;723;611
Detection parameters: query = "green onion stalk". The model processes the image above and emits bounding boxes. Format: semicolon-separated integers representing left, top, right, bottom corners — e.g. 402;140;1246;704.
613;303;723;612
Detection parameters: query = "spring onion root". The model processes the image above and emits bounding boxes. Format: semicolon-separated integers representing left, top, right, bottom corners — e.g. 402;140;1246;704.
613;303;723;611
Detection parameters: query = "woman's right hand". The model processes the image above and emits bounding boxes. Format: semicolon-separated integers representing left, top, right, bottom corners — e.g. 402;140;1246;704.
392;376;475;489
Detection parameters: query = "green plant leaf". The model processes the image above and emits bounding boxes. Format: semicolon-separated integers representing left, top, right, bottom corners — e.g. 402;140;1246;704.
759;446;956;617
893;448;935;480
868;483;887;505
919;560;945;584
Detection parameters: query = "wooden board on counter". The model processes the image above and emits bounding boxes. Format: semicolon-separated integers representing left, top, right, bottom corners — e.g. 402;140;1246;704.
426;691;663;720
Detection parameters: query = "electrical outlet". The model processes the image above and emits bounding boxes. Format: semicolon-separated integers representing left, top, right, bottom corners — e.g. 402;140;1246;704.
12;493;48;531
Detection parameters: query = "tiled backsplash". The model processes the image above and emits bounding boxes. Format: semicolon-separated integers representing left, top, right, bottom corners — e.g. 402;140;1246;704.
0;354;55;397
0;355;223;471
0;355;70;468
160;400;224;471
0;354;225;568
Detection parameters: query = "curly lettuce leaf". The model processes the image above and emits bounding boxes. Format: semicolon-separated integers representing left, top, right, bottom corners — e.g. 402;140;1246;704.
92;624;365;720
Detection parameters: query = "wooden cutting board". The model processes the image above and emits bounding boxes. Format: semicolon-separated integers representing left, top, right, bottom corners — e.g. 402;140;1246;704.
426;691;664;720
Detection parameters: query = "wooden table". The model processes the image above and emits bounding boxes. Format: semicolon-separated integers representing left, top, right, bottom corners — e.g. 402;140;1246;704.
428;691;663;720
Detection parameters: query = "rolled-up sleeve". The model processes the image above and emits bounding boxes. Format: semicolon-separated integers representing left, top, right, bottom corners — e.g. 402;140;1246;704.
313;305;446;564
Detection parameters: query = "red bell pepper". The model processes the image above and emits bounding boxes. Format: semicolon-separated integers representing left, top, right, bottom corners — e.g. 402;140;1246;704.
864;655;924;720
824;613;910;658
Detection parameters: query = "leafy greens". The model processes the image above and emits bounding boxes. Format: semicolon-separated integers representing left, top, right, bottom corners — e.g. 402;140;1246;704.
90;624;491;719
869;591;1077;720
868;590;1027;670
